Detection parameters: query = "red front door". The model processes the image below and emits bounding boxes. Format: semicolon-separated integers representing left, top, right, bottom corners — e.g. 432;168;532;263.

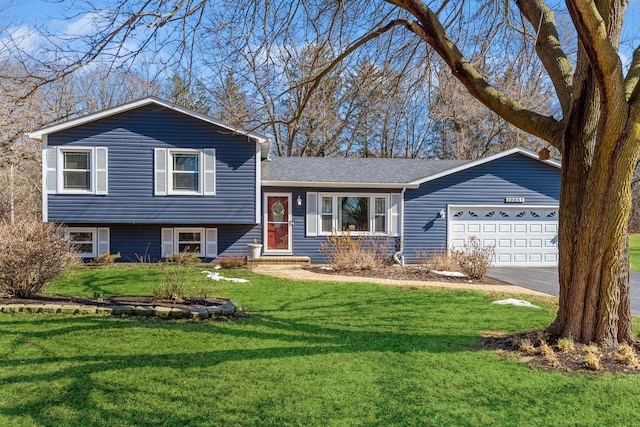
264;193;292;253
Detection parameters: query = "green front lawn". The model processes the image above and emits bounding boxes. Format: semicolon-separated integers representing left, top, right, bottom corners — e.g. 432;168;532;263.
1;265;640;426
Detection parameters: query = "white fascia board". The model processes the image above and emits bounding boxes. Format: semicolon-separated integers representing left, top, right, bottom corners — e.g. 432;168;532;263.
260;180;416;189
406;147;561;187
27;96;270;145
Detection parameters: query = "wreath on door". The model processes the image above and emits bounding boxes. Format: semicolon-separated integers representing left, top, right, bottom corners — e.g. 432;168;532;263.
271;200;284;229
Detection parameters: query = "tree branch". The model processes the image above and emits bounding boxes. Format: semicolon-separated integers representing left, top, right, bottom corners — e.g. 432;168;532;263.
286;18;409;132
625;46;640;104
565;0;625;111
514;0;573;117
394;0;562;147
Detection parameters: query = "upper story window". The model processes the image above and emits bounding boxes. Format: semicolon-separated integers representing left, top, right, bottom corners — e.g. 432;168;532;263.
171;151;200;193
320;194;388;235
62;150;91;191
44;146;108;195
155;148;216;196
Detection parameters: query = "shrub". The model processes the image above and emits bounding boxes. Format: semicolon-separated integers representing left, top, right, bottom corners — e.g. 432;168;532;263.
94;252;121;265
557;338;575;352
417;248;459;272
0;219;79;298
154;281;185;301
518;338;536;354
616;343;639;369
540;341;560;367
451;236;495;279
582;344;601;370
216;255;247;269
165;252;202;265
319;233;390;271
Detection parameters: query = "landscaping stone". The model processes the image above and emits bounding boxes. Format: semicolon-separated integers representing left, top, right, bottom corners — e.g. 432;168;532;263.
78;306;98;315
59;305;81;314
23;305;45;313
206;306;222;316
109;305;135;316
41;304;62;314
133;306;155;316
154;306;172;318
219;301;237;315
0;300;239;320
190;308;210;320
8;304;27;313
169;308;189;319
95;306;114;315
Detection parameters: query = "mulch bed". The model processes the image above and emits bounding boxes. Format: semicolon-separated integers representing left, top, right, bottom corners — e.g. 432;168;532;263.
0;295;228;309
304;265;510;286
479;330;640;374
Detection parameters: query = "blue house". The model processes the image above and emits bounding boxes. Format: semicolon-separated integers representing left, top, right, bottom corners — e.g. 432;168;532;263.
29;97;561;265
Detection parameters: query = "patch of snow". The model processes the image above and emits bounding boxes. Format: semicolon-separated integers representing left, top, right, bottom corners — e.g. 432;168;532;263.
431;270;466;278
492;298;540;309
201;271;249;283
320;266;333;271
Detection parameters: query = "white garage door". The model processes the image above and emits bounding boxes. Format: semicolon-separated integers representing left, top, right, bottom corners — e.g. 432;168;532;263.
448;205;559;266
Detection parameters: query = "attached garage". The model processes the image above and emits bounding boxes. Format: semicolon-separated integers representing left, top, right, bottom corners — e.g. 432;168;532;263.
447;205;559;266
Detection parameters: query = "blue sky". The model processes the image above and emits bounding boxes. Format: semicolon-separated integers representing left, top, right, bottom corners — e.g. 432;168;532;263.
5;0;640;66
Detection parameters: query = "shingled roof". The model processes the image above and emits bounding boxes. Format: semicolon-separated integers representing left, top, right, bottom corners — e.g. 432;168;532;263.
261;157;469;188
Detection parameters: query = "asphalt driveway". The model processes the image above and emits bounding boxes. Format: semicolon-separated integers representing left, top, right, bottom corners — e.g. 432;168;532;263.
488;267;640;315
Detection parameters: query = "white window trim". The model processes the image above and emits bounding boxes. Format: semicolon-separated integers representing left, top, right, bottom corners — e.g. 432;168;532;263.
317;193;390;236
174;227;205;256
57;147;93;194
163;227;218;258
66;227;98;258
168;149;204;196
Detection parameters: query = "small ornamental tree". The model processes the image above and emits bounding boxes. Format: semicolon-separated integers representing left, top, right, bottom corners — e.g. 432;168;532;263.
0;219;78;298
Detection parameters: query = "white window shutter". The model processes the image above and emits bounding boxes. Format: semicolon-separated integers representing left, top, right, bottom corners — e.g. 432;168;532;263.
96;228;110;255
154;148;168;196
44;147;57;194
390;194;401;237
95;147;108;195
161;228;174;257
203;149;216;196
306;192;318;236
205;228;218;258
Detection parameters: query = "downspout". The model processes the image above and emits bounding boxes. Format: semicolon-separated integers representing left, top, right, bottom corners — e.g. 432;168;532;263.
393;187;406;266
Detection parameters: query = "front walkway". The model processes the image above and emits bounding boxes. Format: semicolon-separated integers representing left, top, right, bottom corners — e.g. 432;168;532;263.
252;265;551;297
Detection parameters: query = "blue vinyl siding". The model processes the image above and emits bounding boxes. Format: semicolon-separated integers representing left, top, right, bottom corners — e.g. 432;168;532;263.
47;105;258;224
402;153;560;263
79;223;261;262
263;187;400;263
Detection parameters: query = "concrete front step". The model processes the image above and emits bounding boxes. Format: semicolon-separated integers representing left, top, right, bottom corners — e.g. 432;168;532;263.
248;256;311;265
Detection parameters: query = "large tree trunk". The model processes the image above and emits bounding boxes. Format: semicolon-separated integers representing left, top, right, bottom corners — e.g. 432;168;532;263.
548;98;638;345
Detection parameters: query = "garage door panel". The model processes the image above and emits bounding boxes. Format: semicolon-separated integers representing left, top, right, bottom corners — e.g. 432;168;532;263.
529;224;542;233
483;224;496;233
514;239;527;248
498;239;512;248
449;205;559;266
513;224;527;233
498;224;511;233
529;253;542;262
529;239;543;248
467;224;480;233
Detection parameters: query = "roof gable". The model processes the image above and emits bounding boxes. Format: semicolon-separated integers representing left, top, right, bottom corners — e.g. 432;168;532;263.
405;147;560;187
28;96;270;146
